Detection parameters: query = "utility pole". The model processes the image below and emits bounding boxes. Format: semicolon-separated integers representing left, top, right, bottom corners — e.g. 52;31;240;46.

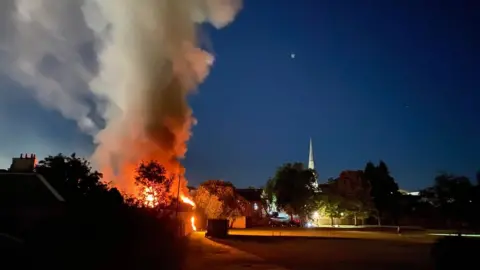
175;173;181;218
175;172;183;237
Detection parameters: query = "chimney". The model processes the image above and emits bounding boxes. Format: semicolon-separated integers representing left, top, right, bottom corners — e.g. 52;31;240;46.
9;153;37;172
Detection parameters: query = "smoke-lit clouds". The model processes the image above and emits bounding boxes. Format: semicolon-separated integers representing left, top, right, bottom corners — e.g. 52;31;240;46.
0;0;242;194
0;0;100;134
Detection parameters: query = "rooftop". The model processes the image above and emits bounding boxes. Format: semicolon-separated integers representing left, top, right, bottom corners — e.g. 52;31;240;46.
236;188;263;202
0;172;65;208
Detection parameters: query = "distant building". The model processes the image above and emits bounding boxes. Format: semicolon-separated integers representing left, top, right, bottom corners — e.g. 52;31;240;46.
236;188;264;216
399;189;420;196
317;183;330;193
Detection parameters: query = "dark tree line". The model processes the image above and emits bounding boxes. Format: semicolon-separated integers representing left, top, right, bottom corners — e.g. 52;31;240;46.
264;159;480;229
35;153;124;207
421;173;480;230
363;161;400;225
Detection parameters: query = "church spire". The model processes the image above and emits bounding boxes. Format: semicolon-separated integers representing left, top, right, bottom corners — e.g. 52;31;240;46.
308;137;315;170
308;137;318;188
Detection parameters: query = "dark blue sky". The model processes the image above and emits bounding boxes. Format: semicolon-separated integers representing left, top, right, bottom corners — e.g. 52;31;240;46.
184;0;479;190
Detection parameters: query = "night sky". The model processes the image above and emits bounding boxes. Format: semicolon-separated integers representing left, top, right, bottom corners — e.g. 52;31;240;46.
1;0;479;191
185;0;479;190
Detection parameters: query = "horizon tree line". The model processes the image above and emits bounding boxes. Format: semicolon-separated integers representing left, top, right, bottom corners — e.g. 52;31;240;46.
8;152;479;230
263;160;480;229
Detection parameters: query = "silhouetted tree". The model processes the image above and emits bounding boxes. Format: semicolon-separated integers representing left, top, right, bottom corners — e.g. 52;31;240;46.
35;153;121;205
134;160;174;208
266;163;317;221
421;173;475;230
363;161;400;225
334;170;373;226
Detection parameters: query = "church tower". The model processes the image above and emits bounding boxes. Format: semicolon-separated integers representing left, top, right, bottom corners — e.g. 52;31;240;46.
308;138;318;187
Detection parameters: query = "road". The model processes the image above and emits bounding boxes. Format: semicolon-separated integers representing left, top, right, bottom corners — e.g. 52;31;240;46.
210;229;435;270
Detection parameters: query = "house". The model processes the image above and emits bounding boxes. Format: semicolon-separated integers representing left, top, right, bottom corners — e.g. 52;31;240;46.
234;188;268;228
9;153;37;172
0;154;65;240
236;188;264;216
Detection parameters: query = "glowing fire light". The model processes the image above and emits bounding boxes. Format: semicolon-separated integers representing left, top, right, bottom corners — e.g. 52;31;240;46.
143;186;159;208
180;195;195;208
190;216;197;231
141;187;195;210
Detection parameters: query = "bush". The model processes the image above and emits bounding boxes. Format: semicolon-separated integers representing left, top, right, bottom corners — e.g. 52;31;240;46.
21;205;186;270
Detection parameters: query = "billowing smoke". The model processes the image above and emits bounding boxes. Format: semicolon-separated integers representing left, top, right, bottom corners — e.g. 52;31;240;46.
0;0;242;195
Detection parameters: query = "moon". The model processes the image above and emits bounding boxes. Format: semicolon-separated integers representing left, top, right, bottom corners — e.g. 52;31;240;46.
290;53;295;59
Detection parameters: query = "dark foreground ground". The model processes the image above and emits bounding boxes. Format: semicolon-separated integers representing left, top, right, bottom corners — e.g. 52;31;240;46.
213;231;435;270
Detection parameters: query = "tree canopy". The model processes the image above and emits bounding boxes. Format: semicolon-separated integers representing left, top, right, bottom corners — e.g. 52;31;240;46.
421;173;475;227
334;170;373;225
265;163;317;220
194;180;248;220
363;161;400;225
35;153;123;206
317;190;343;225
134;160;174;207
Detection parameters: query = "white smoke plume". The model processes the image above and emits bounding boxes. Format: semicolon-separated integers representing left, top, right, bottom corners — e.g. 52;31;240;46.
0;0;242;195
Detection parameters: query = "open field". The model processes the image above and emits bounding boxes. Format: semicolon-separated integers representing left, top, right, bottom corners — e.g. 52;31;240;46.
208;228;437;270
228;227;437;243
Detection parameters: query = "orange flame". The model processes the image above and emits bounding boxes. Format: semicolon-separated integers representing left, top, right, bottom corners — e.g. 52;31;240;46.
190;216;197;231
143;186;159;208
180;195;195;208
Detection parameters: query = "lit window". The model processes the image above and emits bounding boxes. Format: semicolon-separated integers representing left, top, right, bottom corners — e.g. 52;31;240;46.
254;203;258;210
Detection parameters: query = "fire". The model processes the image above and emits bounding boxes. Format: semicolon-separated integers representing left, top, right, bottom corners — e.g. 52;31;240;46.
180;195;195;208
139;186;195;210
190;216;197;231
143;186;159;208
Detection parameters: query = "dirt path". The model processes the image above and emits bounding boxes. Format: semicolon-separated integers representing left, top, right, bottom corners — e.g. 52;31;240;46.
185;232;287;270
